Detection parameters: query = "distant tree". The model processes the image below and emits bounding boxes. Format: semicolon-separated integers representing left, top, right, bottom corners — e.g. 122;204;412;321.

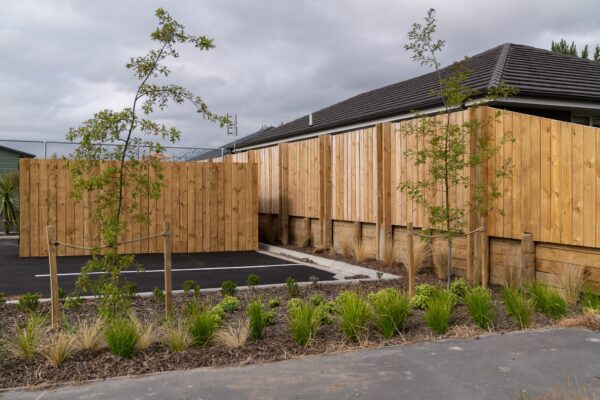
581;44;589;60
551;39;600;61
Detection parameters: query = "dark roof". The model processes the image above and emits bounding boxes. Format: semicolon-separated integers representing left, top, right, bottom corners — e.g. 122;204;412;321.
0;145;35;158
233;43;600;149
187;126;275;160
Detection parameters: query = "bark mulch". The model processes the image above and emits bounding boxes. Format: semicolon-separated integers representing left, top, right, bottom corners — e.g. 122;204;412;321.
0;271;587;390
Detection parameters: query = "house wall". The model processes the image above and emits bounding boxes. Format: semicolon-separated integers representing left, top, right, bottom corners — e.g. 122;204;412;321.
0;148;22;176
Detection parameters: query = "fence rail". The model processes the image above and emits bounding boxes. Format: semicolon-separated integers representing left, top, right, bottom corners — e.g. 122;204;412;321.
19;160;258;257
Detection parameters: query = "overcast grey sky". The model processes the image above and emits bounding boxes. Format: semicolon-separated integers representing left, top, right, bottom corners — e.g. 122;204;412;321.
1;0;599;156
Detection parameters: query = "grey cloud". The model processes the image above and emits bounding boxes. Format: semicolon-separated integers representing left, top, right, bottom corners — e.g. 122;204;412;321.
1;0;599;154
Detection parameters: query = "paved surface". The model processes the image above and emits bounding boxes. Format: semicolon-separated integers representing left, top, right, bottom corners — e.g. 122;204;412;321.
0;240;336;297
4;329;600;400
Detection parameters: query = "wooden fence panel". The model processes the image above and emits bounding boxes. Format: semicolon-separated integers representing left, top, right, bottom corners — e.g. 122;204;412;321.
19;160;258;257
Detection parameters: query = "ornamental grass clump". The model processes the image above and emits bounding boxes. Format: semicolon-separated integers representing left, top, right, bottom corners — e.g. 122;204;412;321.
246;300;271;340
286;277;300;298
336;291;372;342
424;289;455;334
528;282;567;320
288;301;321;347
560;263;587;305
214;318;250;349
8;313;47;360
163;318;192;352
464;286;495;330
131;314;158;351
104;317;139;358
581;286;600;314
502;288;533;329
44;332;74;368
189;309;221;347
74;317;104;350
369;288;410;339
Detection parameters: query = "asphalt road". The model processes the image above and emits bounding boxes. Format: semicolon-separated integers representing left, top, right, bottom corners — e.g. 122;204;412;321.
3;328;599;400
0;239;336;297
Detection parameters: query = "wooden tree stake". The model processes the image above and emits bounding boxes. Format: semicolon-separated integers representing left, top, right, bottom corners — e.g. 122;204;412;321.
46;225;60;329
407;222;415;297
163;222;173;316
481;221;489;288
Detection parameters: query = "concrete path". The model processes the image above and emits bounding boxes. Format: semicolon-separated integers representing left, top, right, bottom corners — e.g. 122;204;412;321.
4;328;600;400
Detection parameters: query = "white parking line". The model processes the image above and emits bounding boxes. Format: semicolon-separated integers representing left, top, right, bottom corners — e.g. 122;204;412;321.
34;263;299;278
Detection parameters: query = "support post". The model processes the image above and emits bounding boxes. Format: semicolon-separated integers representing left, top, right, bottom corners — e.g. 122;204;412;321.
319;135;332;248
481;220;489;288
278;143;289;245
46;225;59;329
375;123;393;261
163;222;173;316
353;221;362;244
473;228;481;284
520;232;535;284
407;222;415;297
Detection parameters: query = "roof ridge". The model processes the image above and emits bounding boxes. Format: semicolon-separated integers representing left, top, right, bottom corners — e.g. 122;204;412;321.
488;43;511;88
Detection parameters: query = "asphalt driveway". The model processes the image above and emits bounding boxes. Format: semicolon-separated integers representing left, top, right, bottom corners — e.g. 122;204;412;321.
0;239;336;297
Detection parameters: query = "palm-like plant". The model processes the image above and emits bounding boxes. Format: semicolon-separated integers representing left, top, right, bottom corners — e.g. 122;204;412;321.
0;173;19;234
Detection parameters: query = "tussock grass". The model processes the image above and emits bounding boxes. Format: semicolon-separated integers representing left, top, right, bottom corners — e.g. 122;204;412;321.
312;245;327;254
560;263;587;305
502;288;533;329
298;231;311;248
370;288;410;339
131;314;157;351
400;238;430;273
528;282;567;320
424;289;455;334
288;302;321;347
189;309;221;347
339;237;352;258
464;286;495;330
215;318;250;349
336;291;371;342
74;318;104;351
163;318;192;352
352;240;368;264
8;313;47;360
104;318;139;358
503;249;522;290
431;241;449;280
246;300;269;340
44;332;74;368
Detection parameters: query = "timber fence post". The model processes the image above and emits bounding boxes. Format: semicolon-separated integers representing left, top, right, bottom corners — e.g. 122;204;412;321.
278;143;289;245
46;225;59;329
407;222;415;297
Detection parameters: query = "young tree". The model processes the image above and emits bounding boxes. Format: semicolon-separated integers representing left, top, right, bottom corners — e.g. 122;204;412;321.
402;9;516;287
67;9;229;317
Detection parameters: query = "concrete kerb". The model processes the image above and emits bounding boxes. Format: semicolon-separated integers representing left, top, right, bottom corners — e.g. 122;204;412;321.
258;243;400;281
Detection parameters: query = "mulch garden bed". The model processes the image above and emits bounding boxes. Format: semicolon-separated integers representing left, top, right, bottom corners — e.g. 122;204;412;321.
0;264;594;390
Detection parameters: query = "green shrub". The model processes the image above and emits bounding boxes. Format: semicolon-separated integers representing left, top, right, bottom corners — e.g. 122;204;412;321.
309;293;324;307
189;309;221;347
582;286;600;313
464;286;495;330
287;298;303;313
409;284;437;310
104;318;139;358
17;292;40;313
123;281;138;298
210;304;225;319
220;296;240;313
286;277;300;298
64;294;83;310
529;282;567;320
152;287;165;304
424;289;455;334
183;299;200;317
289;301;321;347
58;287;67;301
8;313;47;359
369;288;410;339
0;291;5;306
246;274;260;287
221;280;237;297
502;288;533;329
246;300;270;339
183;280;200;297
336;291;371;342
450;278;469;299
268;297;281;308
